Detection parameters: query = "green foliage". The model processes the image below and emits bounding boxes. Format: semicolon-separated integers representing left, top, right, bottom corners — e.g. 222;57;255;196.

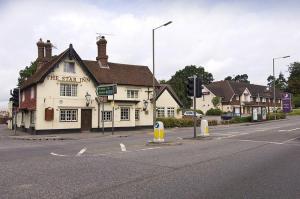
287;62;300;94
224;74;250;83
206;108;222;116
267;72;287;91
17;61;37;86
157;118;194;128
267;113;286;120
292;94;300;108
167;65;214;108
288;109;300;116
211;96;221;108
196;109;204;115
230;116;252;123
159;80;167;84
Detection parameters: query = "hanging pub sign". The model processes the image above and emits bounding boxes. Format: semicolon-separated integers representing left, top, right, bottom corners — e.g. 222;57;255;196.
282;93;292;113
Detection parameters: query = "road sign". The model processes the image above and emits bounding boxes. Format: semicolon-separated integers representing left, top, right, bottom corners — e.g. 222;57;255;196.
282;93;292;113
96;84;117;96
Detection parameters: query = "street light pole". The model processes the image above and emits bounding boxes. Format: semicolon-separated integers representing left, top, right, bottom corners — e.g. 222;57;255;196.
152;21;172;129
272;56;290;120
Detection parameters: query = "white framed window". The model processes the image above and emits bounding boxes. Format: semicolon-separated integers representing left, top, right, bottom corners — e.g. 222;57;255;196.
102;111;112;122
60;84;77;96
60;109;77;122
120;107;130;121
64;62;75;73
30;87;34;99
236;96;239;101
167;107;175;117
127;90;138;99
135;109;140;121
157;107;165;118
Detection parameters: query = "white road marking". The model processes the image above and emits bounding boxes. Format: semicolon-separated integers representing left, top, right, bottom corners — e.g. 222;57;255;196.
278;128;300;132
177;137;183;140
76;147;87;156
238;139;283;145
120;143;126;152
255;129;266;132
50;152;68;157
282;136;300;144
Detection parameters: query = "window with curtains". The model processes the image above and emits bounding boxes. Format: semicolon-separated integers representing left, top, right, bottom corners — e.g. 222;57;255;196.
60;84;77;96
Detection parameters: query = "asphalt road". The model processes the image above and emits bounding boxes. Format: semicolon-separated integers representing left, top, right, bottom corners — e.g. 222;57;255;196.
1;116;300;199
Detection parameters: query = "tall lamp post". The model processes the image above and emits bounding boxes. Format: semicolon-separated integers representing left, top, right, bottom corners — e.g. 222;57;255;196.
272;55;290;119
152;21;172;128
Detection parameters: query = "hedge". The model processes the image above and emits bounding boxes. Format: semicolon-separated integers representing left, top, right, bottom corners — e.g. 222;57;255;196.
267;113;286;120
157;118;218;128
206;108;223;116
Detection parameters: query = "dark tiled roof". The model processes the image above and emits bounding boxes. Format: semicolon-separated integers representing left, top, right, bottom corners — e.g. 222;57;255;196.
83;60;158;87
206;80;283;100
206;81;235;102
155;84;183;107
20;45;158;89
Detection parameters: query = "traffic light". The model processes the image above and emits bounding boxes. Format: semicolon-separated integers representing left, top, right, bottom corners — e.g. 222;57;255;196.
187;78;194;96
10;88;19;107
196;78;203;98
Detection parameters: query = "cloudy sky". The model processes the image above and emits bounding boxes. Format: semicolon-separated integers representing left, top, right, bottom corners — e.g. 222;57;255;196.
0;0;300;109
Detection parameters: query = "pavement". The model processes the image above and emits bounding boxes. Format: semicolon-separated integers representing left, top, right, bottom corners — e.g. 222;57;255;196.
0;116;300;198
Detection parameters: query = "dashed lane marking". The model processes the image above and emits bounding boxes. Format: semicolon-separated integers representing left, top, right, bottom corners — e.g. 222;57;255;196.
238;139;283;145
76;147;87;156
120;143;126;152
278;128;300;132
50;152;69;157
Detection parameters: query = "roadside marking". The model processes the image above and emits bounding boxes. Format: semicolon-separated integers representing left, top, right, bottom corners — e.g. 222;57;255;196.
238;139;283;145
120;143;126;152
50;152;68;157
91;146;162;157
177;137;183;140
255;129;266;132
278;128;300;132
76;147;87;156
282;136;300;144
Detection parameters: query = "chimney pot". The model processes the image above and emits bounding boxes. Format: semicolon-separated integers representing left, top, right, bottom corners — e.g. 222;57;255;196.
45;40;52;59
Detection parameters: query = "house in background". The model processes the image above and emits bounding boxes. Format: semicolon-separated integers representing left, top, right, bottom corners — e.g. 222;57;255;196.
155;84;183;118
194;80;283;115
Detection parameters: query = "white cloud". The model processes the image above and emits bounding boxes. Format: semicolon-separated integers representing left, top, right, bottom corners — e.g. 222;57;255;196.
0;0;300;109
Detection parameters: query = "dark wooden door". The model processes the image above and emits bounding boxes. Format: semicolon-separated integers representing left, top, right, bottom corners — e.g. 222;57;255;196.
81;109;92;131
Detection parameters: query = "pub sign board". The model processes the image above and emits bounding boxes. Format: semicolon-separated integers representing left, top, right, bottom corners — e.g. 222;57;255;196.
96;84;117;96
282;93;292;113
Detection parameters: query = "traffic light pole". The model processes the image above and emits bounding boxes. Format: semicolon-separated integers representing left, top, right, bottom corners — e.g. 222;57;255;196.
193;75;197;138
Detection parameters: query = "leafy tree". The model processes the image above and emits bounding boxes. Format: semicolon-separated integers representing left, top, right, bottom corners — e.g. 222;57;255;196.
287;62;300;94
224;76;233;81
17;61;37;86
167;65;213;108
211;96;221;108
159;80;167;84
224;74;250;83
267;72;287;91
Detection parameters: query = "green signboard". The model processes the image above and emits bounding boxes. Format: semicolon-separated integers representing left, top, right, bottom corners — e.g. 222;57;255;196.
96;84;117;96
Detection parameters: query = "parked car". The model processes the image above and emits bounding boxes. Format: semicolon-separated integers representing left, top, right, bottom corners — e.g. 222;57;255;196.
183;111;202;118
221;112;234;120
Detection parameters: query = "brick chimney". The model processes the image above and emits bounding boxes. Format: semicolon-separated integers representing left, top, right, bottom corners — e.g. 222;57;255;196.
96;36;108;67
36;38;45;60
45;40;52;59
36;38;46;71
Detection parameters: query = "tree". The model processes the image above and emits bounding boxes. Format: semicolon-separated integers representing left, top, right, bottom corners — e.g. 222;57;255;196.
159;80;167;84
224;76;233;81
287;62;300;95
17;61;37;86
211;96;221;108
267;72;287;91
224;74;250;83
168;65;213;108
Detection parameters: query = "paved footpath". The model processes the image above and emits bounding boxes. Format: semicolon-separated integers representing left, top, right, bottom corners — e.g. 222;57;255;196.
0;116;300;199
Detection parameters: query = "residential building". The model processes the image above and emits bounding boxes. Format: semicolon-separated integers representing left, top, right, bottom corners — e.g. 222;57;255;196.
194;80;283;115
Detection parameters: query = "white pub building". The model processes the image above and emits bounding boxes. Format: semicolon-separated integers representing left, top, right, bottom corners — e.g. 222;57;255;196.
14;37;182;133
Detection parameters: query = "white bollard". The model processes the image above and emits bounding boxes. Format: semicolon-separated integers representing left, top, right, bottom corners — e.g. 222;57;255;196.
200;119;209;137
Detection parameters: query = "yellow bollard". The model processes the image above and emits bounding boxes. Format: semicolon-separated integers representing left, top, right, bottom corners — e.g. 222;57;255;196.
154;121;165;142
200;120;209;137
